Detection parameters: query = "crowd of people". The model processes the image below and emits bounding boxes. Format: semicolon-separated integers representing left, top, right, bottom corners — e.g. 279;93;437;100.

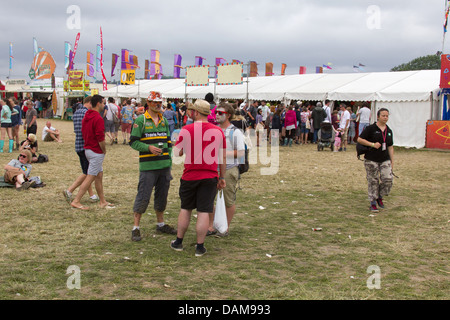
2;91;394;255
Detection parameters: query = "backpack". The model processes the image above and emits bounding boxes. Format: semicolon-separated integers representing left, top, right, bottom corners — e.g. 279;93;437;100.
37;154;49;163
229;126;249;174
356;143;371;160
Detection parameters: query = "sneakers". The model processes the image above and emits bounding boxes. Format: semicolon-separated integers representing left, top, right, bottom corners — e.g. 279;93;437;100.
89;195;100;202
376;198;385;209
214;231;229;238
63;190;72;203
131;228;142;242
195;245;207;257
17;181;35;191
156;224;177;235
369;203;379;213
170;240;184;251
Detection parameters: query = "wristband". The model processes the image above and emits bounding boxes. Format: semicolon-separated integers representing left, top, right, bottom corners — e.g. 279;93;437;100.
219;177;225;180
371;143;374;147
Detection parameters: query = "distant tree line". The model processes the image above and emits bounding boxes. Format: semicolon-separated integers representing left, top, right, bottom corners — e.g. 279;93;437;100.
390;54;441;71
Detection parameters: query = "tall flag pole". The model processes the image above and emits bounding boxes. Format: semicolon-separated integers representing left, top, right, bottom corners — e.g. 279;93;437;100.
444;1;450;52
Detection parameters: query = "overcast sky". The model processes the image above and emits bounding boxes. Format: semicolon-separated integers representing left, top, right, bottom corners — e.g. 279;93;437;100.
1;0;448;82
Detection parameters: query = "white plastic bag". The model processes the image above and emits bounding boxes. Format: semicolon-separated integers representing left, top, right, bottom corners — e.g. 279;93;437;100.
213;190;228;234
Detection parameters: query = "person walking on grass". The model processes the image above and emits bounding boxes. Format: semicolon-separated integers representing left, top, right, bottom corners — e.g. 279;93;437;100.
170;99;227;257
129;91;177;241
63;96;99;204
357;108;394;213
0;98;14;153
206;101;245;238
70;95;115;210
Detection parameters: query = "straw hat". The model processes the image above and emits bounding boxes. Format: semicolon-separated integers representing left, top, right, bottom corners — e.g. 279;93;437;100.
188;99;211;116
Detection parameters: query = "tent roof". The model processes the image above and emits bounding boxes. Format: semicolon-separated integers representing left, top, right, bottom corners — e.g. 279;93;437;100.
101;70;441;102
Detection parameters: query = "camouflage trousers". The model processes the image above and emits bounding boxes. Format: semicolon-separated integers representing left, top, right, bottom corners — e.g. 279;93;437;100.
364;159;393;202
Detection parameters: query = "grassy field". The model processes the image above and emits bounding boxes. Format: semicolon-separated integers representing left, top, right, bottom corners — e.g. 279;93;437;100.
0;118;448;300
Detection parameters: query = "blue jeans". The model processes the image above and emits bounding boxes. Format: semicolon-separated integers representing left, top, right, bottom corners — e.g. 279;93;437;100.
313;130;319;143
359;123;369;136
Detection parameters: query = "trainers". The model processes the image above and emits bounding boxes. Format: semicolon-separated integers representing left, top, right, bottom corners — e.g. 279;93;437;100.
170;240;183;251
131;228;141;241
214;231;229;238
156;224;177;235
89;195;100;202
195;245;207;257
369;204;379;213
63;190;72;203
16;181;32;191
376;198;385;209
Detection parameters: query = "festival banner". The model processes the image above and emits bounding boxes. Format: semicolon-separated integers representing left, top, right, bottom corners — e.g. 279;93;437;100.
316;66;323;74
69;32;81;73
121;49;131;70
96;44;101;73
145;59;150;79
68;70;84;91
64;42;72;71
100;27;107;91
86;51;95;77
185;65;210;86
265;62;274;76
174;54;183;78
150;49;161;77
111;53;119;77
299;66;306;74
34;38;39;57
232;59;241;64
29;51;56;80
217;62;244;85
440;54;450;88
249;61;258;77
281;63;286;76
9;43;13;70
121;69;135;85
195;56;205;66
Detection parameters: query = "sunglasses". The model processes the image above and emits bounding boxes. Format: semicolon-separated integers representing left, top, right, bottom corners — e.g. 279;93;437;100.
215;111;228;116
19;154;27;158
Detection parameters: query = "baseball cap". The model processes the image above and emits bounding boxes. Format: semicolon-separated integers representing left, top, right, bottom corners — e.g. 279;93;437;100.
188;99;211;116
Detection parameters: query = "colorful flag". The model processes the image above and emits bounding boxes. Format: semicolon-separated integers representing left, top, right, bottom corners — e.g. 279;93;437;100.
215;57;226;65
174;54;183;78
445;5;450;33
64;42;72;71
299;66;306;74
9;42;13;70
316;66;323;74
265;62;274;76
96;44;101;73
111;53;119;77
130;54;139;70
100;27;107;91
33;38;39;57
281;63;287;76
232;59;241;64
323;63;332;70
145;59;150;79
249;61;258;77
70;32;81;72
150;50;161;78
195;56;205;66
87;51;95;77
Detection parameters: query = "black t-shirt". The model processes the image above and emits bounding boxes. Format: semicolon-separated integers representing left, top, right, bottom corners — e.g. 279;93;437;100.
359;123;393;163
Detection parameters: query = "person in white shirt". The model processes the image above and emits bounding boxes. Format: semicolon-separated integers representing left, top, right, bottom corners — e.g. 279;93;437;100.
258;100;270;123
42;121;62;142
104;97;119;145
357;102;372;135
338;103;351;151
323;100;332;123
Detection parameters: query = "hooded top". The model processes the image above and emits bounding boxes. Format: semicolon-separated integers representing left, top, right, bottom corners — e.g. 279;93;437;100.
82;109;105;154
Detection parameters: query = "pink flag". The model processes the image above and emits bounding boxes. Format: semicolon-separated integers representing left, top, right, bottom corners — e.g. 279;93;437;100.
100;27;107;90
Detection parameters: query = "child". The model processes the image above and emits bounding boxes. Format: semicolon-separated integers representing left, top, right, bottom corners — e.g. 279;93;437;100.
334;128;342;152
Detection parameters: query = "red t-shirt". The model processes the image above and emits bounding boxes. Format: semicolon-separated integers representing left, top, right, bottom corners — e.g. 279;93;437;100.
82;109;105;154
175;121;226;181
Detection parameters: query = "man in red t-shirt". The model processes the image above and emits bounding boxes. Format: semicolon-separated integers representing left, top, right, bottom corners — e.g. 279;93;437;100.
170;99;226;256
70;95;114;210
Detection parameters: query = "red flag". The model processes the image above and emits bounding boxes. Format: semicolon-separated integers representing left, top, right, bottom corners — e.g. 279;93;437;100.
100;27;107;90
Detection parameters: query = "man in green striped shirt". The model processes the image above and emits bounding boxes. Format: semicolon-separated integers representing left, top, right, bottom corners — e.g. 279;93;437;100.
129;91;176;241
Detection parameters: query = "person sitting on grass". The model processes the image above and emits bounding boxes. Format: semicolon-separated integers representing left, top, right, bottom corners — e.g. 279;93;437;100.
42;121;62;142
19;133;38;163
3;149;35;191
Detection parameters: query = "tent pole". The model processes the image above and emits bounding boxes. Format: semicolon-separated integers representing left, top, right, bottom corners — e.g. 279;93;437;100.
246;62;250;105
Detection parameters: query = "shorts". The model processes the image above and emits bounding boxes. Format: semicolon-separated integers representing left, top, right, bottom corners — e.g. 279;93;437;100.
133;168;172;214
104;119;115;133
44;133;54;141
340;129;348;141
300;123;309;134
179;177;218;213
85;149;105;176
4;170;24;184
77;150;89;175
27;125;37;135
1;123;13;128
223;166;240;208
121;123;132;133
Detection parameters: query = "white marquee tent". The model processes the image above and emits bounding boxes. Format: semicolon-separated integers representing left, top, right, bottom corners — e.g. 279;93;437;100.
102;70;442;148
